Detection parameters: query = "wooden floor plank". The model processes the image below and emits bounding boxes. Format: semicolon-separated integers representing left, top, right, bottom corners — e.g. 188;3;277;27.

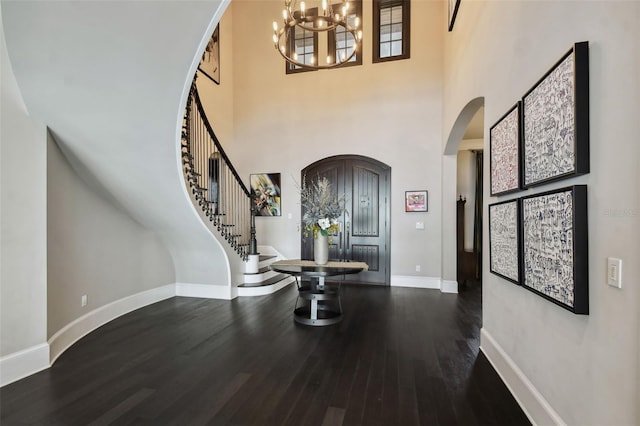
0;282;530;426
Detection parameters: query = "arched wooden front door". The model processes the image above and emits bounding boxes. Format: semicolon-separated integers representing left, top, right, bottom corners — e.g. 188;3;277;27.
302;155;391;285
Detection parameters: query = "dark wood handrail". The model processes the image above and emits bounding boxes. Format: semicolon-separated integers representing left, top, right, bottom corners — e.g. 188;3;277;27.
181;78;257;260
192;87;251;198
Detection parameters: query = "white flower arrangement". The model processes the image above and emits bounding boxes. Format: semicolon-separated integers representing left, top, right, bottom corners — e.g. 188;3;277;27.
299;175;346;239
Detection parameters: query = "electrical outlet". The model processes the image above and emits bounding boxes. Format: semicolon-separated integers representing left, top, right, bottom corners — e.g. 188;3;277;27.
415;265;421;272
81;295;88;307
607;258;622;288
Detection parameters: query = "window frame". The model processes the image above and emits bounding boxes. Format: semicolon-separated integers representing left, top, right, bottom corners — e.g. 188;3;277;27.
286;7;319;74
327;0;363;68
372;0;410;63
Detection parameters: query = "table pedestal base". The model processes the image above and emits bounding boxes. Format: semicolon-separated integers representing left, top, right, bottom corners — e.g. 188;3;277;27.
293;276;342;326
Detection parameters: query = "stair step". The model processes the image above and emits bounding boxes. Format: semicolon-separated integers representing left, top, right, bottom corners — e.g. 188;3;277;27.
259;254;277;262
238;273;289;288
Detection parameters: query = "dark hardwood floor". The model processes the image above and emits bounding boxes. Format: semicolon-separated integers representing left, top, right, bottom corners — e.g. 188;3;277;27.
1;281;530;426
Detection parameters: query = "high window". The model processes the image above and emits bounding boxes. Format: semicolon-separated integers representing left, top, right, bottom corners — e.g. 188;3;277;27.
286;8;318;74
328;0;363;67
373;0;410;63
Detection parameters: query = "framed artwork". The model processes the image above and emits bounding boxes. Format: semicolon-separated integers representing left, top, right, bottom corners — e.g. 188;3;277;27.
522;41;589;187
198;24;220;84
250;173;281;216
448;0;461;32
489;199;520;284
490;102;522;196
520;185;589;314
405;190;428;212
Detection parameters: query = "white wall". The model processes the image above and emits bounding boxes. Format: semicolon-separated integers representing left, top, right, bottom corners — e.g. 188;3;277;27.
0;14;48;360
1;0;233;291
217;0;445;280
47;133;176;337
444;1;640;424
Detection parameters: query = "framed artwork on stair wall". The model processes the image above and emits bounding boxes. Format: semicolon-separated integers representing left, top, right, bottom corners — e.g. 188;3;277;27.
198;24;220;85
251;173;281;217
522;41;589;187
448;0;461;31
520;185;589;314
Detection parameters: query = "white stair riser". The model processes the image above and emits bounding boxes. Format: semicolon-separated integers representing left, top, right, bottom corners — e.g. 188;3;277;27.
243;269;279;284
237;276;295;297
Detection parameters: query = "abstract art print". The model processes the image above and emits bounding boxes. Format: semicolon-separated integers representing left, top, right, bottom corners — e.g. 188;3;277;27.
489;199;520;284
405;191;428;212
490;102;522;196
198;24;220;84
251;173;281;216
521;185;589;314
522;41;589;187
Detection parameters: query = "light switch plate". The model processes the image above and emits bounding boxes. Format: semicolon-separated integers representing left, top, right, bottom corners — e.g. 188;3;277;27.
416;222;425;230
607;257;622;288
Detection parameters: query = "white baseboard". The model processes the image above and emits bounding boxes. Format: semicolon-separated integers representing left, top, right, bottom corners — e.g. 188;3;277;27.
175;282;235;300
441;279;459;294
48;284;176;365
480;328;566;426
237;276;295;297
0;343;50;387
390;275;458;293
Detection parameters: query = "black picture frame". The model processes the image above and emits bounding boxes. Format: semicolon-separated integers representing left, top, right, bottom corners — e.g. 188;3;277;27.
448;0;461;32
490;102;522;196
405;190;428;212
522;41;589;188
198;24;220;85
489;199;520;285
250;173;281;217
520;185;589;314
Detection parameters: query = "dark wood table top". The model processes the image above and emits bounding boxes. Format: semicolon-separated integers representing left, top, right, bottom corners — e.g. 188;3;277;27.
270;259;367;277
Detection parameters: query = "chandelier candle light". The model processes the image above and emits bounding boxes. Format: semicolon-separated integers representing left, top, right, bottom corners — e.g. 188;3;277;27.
272;0;362;69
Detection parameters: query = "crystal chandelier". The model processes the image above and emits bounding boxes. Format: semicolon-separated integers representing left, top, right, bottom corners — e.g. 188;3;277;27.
272;0;362;70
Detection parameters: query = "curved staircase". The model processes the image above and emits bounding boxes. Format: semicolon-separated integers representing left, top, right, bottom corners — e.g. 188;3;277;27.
238;248;295;296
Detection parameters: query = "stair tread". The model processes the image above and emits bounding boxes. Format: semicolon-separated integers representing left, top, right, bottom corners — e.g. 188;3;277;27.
238;273;289;288
259;254;277;262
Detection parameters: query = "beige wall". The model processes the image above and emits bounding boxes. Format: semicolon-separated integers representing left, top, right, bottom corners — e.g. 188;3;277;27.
209;0;446;280
445;1;640;424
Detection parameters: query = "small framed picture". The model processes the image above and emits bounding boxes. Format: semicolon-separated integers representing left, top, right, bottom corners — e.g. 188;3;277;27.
198;24;220;85
405;190;428;212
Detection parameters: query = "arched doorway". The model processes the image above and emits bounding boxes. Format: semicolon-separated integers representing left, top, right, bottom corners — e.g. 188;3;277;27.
443;97;485;287
302;155;391;285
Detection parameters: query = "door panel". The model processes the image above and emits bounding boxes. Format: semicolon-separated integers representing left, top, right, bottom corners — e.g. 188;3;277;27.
302;156;390;285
